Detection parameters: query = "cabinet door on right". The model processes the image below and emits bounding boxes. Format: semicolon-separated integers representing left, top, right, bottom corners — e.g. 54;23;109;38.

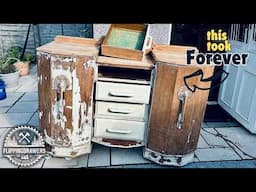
147;62;213;155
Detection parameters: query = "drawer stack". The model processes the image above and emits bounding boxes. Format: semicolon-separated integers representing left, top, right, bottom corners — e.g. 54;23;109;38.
92;56;154;148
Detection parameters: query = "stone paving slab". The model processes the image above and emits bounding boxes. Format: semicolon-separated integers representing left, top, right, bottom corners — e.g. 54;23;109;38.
27;112;39;127
200;128;229;148
0;113;33;128
15;75;38;92
75;154;89;168
0;92;24;107
7;101;38;113
0;107;9;113
111;147;151;166
183;160;256;168
42;157;79;168
197;135;210;149
195;148;241;162
0;158;18;168
19;92;38;102
88;144;110;167
215;127;256;160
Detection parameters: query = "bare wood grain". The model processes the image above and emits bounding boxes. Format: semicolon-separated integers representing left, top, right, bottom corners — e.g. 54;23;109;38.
97;55;154;70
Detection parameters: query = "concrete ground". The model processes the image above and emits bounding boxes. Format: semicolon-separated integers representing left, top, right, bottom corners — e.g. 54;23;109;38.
0;65;256;168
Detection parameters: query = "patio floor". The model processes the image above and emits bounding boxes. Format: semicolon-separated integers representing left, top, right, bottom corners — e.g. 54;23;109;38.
0;65;256;168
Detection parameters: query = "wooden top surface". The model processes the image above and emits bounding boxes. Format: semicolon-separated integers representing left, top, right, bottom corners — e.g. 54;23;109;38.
152;44;201;66
96;55;154;70
37;35;100;57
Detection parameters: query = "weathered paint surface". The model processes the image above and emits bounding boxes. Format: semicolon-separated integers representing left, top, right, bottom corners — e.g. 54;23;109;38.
143;148;195;166
38;51;96;158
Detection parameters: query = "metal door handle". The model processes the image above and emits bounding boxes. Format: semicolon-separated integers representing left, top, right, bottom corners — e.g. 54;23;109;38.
108;108;132;114
106;128;132;134
176;91;189;129
108;91;134;98
56;80;67;121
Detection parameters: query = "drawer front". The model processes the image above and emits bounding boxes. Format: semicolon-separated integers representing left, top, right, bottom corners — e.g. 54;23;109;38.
96;81;151;104
95;101;148;121
94;118;145;141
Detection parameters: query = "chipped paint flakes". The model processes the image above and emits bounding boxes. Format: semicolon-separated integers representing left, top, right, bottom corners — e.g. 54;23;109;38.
39;111;43;119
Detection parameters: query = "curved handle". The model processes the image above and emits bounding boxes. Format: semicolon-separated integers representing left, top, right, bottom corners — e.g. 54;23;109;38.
176;91;189;129
106;128;132;134
143;36;153;51
108;91;134;98
108;108;132;114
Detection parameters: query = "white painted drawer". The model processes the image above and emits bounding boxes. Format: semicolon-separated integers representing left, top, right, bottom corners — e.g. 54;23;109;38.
95;101;148;121
94;118;145;141
96;81;151;104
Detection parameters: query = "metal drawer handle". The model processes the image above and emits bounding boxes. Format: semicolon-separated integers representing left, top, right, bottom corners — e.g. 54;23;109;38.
176;90;190;129
108;91;134;98
106;128;132;134
108;108;132;114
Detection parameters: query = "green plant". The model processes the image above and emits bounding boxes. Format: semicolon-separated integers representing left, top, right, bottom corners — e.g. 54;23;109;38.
0;57;18;74
6;46;34;63
7;46;22;63
23;53;34;62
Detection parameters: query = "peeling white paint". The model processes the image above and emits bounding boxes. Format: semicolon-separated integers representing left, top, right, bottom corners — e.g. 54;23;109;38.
85;59;97;82
48;112;51;124
65;106;72;109
39;111;43;119
51;55;76;63
71;69;92;146
51;143;92;158
44;129;55;146
143;148;195;166
43;55;95;158
187;131;192;143
37;52;50;60
39;75;43;85
50;62;72;90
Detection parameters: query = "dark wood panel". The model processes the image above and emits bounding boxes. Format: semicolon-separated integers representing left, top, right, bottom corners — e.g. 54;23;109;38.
37;53;51;136
148;62;214;155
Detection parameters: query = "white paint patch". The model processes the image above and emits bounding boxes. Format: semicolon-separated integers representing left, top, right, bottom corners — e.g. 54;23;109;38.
71;69;80;146
71;62;93;146
37;52;50;60
143;148;195;166
51;55;76;63
51;143;91;158
48;112;51;124
45;57;95;157
39;75;43;85
39;111;43;119
50;69;72;90
187;131;192;143
85;59;97;82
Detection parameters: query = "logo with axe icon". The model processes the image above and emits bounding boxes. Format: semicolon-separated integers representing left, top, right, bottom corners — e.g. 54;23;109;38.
2;125;46;167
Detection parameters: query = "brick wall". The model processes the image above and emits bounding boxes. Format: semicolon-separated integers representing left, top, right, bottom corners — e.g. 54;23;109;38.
0;24;93;57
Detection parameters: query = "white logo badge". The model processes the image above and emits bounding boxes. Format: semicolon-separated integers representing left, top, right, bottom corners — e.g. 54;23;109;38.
2;125;46;167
